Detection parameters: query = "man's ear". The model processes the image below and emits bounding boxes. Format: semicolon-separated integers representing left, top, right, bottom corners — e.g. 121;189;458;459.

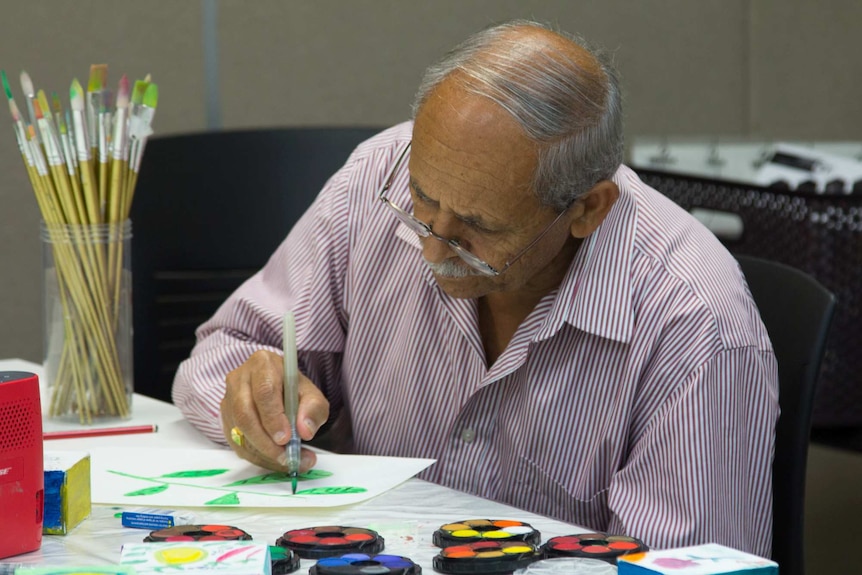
569;180;620;238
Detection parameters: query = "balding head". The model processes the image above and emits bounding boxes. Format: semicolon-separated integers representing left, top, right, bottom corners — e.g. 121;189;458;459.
412;20;623;210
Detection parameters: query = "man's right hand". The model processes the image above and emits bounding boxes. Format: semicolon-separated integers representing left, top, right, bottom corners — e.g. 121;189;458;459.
219;350;330;473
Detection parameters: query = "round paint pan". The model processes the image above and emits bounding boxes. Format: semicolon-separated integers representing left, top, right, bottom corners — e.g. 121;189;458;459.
432;519;541;548
276;526;385;559
269;545;301;574
143;523;253;542
433;540;540;574
540;532;648;564
310;553;421;575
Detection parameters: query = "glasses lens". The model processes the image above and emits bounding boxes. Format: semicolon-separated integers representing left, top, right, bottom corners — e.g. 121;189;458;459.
383;198;431;238
449;244;498;276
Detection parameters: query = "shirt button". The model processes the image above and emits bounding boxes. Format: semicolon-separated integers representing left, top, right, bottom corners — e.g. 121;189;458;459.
461;428;476;443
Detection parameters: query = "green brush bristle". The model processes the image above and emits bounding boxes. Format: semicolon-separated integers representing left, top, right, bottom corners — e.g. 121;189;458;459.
88;64;107;92
143;83;158;108
1;70;12;100
131;80;147;106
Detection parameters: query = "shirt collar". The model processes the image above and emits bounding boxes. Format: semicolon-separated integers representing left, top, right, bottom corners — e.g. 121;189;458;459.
536;165;637;344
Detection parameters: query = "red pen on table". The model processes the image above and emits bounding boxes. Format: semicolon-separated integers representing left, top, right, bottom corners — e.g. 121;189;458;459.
43;424;158;440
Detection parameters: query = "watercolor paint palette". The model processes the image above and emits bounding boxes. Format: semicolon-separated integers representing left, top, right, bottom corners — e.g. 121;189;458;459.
269;545;301;575
144;523;253;542
309;553;421;575
541;532;648;563
276;526;385;559
432;519;541;548
433;540;540;574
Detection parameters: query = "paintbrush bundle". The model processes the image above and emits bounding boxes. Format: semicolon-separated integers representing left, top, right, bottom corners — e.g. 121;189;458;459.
2;65;159;423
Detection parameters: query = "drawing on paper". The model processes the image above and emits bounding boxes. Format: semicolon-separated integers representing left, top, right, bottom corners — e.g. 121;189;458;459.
88;447;436;508
109;467;366;505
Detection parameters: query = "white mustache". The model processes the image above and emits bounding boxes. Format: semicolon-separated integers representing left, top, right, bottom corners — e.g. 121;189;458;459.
423;258;479;278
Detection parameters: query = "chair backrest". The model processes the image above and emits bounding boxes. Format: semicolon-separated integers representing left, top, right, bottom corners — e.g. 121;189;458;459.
129;127;383;404
735;255;836;575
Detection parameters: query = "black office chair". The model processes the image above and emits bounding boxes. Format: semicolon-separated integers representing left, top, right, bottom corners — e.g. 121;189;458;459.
129;127;383;404
736;255;836;575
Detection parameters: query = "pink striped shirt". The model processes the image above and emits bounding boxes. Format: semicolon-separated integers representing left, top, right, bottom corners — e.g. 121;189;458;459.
173;122;778;556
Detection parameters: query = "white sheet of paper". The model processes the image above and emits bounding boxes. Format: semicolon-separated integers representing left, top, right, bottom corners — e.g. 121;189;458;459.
87;447;435;508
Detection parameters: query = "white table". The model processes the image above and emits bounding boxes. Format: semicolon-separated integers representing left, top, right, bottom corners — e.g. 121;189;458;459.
0;359;583;572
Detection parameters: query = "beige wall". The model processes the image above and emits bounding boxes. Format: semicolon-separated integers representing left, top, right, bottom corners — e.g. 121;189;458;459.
4;0;860;362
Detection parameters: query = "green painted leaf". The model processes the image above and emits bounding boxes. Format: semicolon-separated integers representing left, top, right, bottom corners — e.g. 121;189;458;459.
224;472;291;486
296;486;367;495
160;468;229;478
124;484;169;497
205;492;240;505
223;468;333;487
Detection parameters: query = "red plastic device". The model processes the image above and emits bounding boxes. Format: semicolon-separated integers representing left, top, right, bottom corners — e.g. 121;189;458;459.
0;371;43;559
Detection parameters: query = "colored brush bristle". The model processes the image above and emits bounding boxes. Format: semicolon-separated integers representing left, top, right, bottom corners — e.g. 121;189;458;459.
37;90;51;116
8;97;21;121
27;124;37;140
87;64;107;92
131;80;148;105
115;75;130;108
33;90;51;119
1;70;12;100
20;70;35;97
51;91;62;114
52;92;67;132
32;99;44;120
70;79;85;111
143;83;158;108
101;90;113;112
144;73;152;83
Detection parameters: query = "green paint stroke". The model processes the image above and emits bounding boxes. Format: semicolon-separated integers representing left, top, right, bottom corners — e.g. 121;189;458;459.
109;468;364;501
296;486;367;495
206;492;240;505
224;468;332;487
161;468;229;478
125;484;169;497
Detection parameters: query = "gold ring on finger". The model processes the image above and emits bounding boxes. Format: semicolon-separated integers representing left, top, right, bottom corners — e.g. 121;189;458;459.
230;426;245;448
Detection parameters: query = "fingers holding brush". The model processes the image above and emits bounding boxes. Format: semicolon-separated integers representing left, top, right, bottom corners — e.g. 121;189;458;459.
221;350;288;471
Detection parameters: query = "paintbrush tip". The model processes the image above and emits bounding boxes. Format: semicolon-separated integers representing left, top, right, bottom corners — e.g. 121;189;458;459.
88;64;107;92
32;98;44;120
36;91;51;120
20;70;34;96
8;97;20;121
70;79;85;111
115;75;130;108
143;83;158;108
131;80;148;105
291;474;297;494
1;70;12;100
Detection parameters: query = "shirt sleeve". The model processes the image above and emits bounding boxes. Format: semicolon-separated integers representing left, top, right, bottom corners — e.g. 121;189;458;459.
606;346;779;557
171;157;356;444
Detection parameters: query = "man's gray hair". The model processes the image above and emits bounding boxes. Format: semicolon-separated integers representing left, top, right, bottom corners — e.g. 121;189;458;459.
412;20;624;211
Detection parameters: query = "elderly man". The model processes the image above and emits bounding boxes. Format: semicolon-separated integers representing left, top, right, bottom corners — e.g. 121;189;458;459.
173;20;778;556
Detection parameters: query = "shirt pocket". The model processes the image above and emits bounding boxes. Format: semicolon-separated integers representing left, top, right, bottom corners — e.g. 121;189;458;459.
497;453;611;531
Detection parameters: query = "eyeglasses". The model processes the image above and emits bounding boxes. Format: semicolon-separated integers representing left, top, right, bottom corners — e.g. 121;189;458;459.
377;141;571;277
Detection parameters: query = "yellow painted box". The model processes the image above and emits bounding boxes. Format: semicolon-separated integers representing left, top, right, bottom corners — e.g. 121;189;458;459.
43;451;91;535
